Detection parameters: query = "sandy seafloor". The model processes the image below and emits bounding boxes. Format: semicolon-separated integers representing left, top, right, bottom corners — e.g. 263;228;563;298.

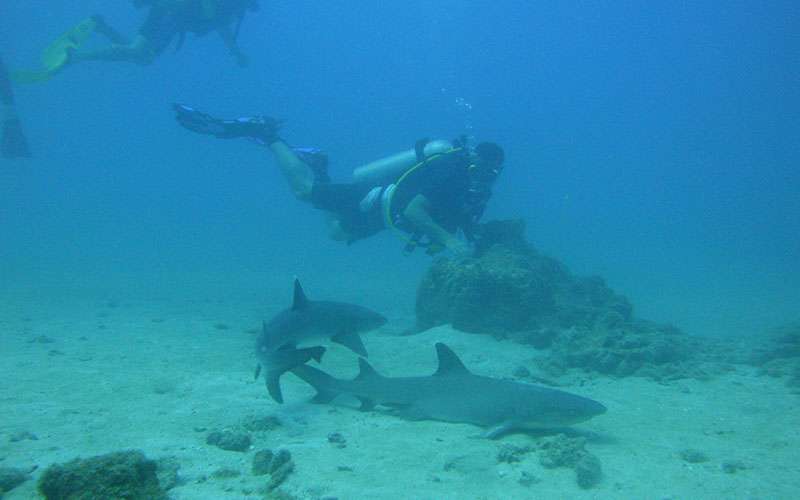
1;287;798;500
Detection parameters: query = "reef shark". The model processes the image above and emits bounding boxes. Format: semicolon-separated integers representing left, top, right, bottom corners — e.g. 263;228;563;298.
291;343;606;438
255;279;387;403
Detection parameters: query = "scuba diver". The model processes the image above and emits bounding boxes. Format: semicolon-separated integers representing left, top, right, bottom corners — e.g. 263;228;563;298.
1;55;31;159
173;104;505;256
14;0;259;83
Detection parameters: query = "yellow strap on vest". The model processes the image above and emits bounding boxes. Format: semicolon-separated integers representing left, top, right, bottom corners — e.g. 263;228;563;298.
383;147;463;243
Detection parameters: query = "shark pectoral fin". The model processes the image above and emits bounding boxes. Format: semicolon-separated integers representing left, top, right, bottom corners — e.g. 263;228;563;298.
305;346;326;363
484;421;515;440
266;372;285;404
356;397;375;411
254;364;261;380
332;331;367;357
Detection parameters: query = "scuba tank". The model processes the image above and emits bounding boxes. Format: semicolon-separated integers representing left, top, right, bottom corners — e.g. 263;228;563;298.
352;139;453;185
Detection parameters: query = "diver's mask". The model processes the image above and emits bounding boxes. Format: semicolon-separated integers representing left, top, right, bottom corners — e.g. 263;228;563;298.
467;158;503;184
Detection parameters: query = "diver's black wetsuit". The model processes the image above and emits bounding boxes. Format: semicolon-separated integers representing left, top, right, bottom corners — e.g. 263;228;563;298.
1;55;31;159
172;104;494;245
139;0;256;56
311;149;486;243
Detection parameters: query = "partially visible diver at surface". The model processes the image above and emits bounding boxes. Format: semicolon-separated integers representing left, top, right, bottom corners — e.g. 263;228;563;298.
172;104;506;257
0;55;31;159
14;0;259;83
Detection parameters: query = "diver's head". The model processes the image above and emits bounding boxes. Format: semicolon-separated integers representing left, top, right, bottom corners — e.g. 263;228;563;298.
469;142;505;183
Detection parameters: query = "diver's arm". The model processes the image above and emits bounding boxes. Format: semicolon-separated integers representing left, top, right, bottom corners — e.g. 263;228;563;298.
216;24;248;67
403;195;467;254
1;55;31;159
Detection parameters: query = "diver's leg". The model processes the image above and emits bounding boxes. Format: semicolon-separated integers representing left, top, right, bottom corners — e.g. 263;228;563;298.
71;35;156;65
264;143;349;240
91;15;131;45
0;57;31;158
267;141;314;201
324;214;350;241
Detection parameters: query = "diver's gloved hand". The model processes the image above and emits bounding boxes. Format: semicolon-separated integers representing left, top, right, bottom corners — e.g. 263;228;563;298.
172;103;281;144
443;237;472;258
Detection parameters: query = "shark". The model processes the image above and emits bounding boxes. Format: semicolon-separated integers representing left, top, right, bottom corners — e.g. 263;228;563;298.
255;278;387;403
291;343;607;438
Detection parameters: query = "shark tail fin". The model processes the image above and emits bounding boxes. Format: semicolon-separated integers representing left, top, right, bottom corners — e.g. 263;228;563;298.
291;364;339;404
265;346;327;404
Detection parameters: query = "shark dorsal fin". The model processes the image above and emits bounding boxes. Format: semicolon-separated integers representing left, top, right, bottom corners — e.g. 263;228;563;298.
356;358;380;381
434;343;470;376
291;278;308;311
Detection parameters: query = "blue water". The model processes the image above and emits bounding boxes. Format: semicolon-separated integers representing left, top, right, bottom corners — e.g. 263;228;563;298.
2;0;799;337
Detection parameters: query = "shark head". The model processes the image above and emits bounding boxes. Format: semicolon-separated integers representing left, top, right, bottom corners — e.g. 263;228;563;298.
523;389;607;428
349;306;388;332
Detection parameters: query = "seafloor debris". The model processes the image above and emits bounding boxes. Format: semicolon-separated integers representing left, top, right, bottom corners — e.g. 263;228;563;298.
720;459;750;474
8;430;38;442
678;448;709;463
537;433;602;489
496;444;533;464
518;470;540;487
205;430;252;452
269;449;293;474
327;432;347;448
250;449;295;491
253;449;275;476
240;414;283;433
574;453;602;489
37;450;170;500
267;450;294;491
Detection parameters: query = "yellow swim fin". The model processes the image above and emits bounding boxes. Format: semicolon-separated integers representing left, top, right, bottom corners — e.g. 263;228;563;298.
12;17;97;84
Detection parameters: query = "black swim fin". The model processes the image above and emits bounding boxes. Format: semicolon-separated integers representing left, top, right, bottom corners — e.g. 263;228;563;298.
2;117;30;159
1;56;31;158
172;103;281;143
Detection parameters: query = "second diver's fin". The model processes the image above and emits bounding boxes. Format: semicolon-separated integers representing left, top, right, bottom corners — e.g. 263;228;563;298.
2;118;31;159
12;17;97;84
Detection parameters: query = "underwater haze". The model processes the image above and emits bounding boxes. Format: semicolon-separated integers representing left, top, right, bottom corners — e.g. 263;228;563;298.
2;1;800;499
3;1;798;336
